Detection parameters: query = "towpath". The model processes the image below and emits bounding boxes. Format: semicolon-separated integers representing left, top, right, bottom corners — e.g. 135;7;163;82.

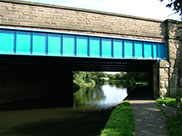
130;100;169;136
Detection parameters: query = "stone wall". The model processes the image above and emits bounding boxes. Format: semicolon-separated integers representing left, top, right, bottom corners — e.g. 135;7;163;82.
158;61;169;98
0;0;165;41
165;20;182;97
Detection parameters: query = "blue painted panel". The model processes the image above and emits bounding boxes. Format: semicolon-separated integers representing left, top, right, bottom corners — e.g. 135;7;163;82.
76;36;88;57
32;33;47;55
158;43;164;59
164;44;168;59
102;39;112;58
0;30;14;54
124;40;133;58
89;37;100;57
63;35;75;56
113;40;123;58
153;44;157;59
48;34;61;56
144;42;152;59
134;41;143;58
16;32;31;54
0;28;168;60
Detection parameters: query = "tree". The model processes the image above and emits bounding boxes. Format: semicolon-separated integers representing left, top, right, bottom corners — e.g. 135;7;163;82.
176;49;182;120
160;0;182;19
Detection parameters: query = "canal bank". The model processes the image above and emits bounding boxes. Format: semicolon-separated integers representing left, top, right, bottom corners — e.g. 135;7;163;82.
100;101;135;136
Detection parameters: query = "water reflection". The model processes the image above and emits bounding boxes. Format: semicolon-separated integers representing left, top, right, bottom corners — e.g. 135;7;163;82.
74;84;128;109
0;84;128;136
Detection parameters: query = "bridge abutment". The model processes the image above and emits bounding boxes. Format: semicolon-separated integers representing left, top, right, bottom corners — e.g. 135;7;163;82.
159;61;169;98
153;61;169;98
164;20;182;97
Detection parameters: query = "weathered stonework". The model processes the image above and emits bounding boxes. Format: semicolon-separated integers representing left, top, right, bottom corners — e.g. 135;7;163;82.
158;61;169;97
165;20;182;97
0;0;165;41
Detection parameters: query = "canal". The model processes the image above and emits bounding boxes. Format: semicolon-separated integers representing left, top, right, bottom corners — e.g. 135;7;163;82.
0;84;127;136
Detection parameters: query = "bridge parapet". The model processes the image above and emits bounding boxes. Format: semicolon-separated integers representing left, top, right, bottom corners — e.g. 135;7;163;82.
0;0;165;41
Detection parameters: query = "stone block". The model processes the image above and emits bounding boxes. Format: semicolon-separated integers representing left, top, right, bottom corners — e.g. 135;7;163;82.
160;81;165;88
0;0;165;40
159;88;168;98
159;61;169;68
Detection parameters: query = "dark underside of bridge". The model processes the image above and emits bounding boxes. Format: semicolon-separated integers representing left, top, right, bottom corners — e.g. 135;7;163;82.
0;55;157;71
0;55;157;110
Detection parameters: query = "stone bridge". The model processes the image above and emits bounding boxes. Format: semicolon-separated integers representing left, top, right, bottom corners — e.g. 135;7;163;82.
0;0;182;102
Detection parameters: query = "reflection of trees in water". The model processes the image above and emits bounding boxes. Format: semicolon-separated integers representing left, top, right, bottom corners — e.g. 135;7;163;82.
108;80;124;88
74;78;137;107
74;85;105;107
108;79;135;94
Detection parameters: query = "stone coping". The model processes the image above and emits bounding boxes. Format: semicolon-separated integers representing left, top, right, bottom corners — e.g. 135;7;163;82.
164;19;182;24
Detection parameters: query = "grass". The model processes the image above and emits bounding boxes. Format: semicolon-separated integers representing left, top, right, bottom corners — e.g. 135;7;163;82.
167;117;182;136
135;81;149;85
156;97;182;136
156;97;177;107
99;101;135;136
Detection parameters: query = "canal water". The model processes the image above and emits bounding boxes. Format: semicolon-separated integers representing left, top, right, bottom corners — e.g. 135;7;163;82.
74;84;127;109
0;84;127;136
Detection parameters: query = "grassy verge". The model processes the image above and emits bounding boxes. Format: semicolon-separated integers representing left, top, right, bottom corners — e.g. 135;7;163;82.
100;101;135;136
156;97;176;107
156;97;182;136
167;117;182;136
135;81;149;85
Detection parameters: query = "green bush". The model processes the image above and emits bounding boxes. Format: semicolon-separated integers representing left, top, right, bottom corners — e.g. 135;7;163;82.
156;97;176;107
73;81;80;91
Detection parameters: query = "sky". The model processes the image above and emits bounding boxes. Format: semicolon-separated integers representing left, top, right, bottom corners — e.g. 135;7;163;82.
22;0;181;21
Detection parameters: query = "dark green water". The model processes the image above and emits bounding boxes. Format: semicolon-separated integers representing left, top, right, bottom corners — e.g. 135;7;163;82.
0;84;127;136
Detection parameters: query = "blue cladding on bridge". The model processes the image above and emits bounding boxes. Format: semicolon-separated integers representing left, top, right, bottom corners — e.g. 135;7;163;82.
0;28;167;60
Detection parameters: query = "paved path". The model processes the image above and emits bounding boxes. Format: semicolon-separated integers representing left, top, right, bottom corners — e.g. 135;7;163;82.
130;100;169;136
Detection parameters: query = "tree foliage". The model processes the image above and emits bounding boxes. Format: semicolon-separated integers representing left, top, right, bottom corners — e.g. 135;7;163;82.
73;72;107;91
161;0;182;18
123;72;149;82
